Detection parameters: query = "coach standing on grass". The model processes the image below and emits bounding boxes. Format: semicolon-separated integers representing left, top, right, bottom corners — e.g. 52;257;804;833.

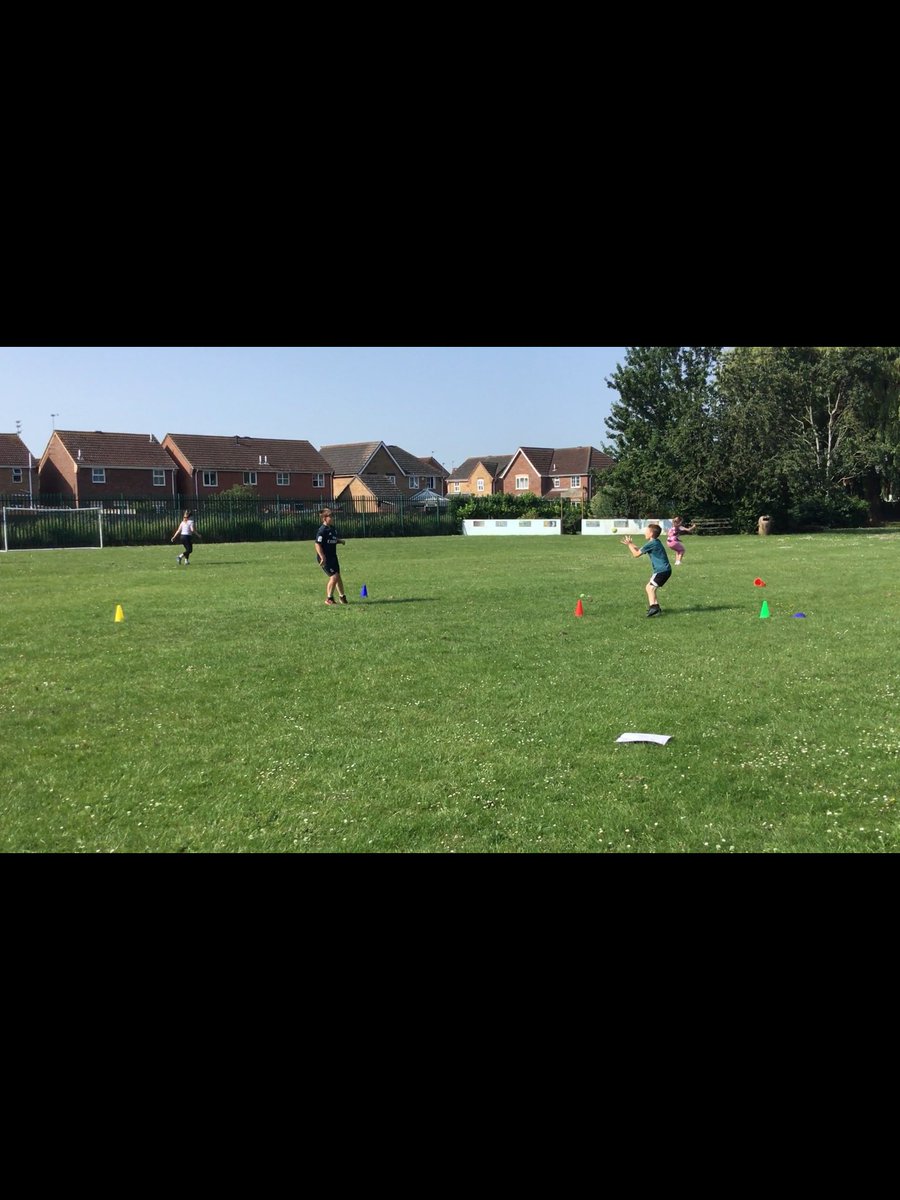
315;509;348;605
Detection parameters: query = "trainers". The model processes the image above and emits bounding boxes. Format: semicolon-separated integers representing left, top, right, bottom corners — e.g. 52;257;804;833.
325;597;336;605
647;605;662;617
176;554;182;563
339;595;348;604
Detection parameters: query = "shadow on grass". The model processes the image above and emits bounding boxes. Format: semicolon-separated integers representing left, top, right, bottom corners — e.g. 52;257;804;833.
668;604;742;614
354;597;439;605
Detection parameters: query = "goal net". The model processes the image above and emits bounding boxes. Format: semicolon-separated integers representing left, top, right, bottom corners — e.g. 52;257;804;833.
1;506;104;552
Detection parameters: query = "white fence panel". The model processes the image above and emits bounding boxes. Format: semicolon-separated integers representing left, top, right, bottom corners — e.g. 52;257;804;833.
463;519;562;536
581;518;673;536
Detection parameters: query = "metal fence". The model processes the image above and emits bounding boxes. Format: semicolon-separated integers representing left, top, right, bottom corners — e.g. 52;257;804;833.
0;494;456;551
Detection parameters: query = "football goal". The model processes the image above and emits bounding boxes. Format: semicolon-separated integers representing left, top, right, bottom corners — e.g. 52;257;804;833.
1;506;104;552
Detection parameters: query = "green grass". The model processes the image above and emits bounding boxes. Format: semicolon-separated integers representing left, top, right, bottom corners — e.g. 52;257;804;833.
2;529;898;853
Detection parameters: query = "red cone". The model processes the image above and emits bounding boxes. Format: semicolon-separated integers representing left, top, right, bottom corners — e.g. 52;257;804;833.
754;578;766;587
575;599;584;617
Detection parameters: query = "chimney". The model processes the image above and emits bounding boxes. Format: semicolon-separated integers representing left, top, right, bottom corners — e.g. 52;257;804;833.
263;455;268;465
258;455;262;465
77;448;82;460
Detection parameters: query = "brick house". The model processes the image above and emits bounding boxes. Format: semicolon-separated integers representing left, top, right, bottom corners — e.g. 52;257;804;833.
446;455;512;497
38;430;179;504
499;446;614;502
319;441;446;508
0;433;39;501
162;434;334;503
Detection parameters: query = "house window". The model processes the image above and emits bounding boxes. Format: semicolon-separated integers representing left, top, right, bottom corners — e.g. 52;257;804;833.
571;475;581;488
92;468;106;483
202;471;218;487
243;471;257;486
12;468;22;482
453;482;460;493
427;476;435;489
553;477;561;488
477;478;485;492
276;472;290;486
153;470;165;487
313;473;324;489
387;474;396;484
409;475;419;489
515;475;528;490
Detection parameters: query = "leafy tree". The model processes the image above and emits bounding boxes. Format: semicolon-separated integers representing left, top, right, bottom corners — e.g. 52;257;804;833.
598;347;723;515
716;346;900;526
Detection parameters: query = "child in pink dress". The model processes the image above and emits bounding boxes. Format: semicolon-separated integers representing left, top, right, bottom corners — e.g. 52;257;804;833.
667;516;696;565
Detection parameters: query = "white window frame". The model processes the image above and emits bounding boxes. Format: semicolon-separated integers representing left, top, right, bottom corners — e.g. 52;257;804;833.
313;473;325;489
153;469;166;487
202;471;218;487
515;474;529;490
12;467;23;482
453;481;460;493
409;475;419;489
571;475;581;488
92;468;106;484
477;478;485;492
243;471;257;486
427;476;435;489
276;472;290;486
552;476;561;488
387;474;396;485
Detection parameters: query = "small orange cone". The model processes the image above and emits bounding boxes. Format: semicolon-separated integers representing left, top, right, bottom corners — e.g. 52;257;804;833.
574;599;584;617
114;604;125;623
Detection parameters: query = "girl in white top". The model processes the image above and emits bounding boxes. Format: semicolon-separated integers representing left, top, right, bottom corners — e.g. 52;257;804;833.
171;509;200;565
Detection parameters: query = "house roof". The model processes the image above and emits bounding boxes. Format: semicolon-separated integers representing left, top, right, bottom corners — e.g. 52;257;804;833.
47;430;177;469
163;434;332;473
448;455;512;481
418;455;449;477
0;433;36;466
357;474;406;502
318;442;386;476
385;445;433;477
501;446;614;477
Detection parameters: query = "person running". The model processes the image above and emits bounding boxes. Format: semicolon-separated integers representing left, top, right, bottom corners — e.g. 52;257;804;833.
622;524;672;617
315;509;348;605
171;509;201;565
667;515;696;565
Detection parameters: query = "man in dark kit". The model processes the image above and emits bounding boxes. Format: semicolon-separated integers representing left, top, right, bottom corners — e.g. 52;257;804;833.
315;509;348;605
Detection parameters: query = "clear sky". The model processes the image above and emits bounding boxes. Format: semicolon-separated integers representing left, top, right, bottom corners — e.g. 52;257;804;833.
0;346;626;473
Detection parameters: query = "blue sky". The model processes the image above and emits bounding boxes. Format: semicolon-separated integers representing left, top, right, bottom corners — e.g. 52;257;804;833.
0;346;626;473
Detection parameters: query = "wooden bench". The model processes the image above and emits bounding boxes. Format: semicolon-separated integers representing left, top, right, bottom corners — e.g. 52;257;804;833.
692;518;733;535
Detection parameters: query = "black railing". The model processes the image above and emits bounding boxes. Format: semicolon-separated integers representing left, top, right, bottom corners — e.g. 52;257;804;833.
0;493;455;550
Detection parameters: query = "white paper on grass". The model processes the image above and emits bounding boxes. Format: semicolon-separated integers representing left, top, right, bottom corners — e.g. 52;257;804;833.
616;733;672;745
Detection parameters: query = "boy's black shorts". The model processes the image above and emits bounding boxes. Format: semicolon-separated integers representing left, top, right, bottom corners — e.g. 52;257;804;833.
318;557;340;576
650;569;672;589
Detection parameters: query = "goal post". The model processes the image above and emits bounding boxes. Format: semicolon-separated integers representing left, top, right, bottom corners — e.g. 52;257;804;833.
1;506;104;552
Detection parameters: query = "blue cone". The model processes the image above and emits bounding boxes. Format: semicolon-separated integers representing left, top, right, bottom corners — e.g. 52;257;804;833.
792;612;806;618
360;584;368;598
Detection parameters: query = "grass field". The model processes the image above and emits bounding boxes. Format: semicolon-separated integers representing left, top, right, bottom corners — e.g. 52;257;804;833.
2;529;898;853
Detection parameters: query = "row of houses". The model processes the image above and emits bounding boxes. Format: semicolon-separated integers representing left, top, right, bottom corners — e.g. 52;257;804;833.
0;430;614;509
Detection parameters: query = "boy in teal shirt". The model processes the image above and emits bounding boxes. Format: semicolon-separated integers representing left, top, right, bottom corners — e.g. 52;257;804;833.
622;524;672;617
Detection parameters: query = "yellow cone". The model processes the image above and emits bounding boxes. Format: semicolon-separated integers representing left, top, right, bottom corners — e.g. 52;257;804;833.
114;604;125;622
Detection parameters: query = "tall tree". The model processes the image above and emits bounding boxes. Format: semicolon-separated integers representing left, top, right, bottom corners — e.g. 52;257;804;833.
599;347;723;514
717;346;900;525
